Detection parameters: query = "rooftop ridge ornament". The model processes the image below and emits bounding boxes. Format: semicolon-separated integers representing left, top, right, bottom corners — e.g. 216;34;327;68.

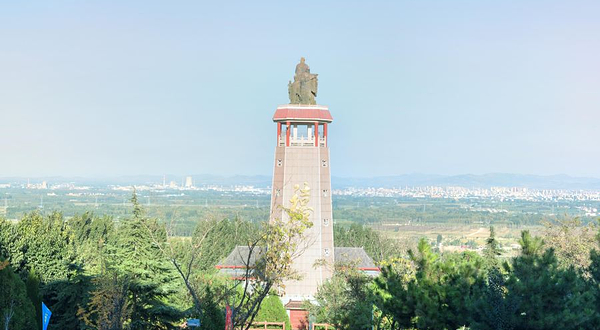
288;57;318;105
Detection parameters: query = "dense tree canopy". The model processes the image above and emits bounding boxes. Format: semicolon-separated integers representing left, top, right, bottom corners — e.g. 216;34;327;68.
1;195;600;330
309;265;375;330
253;295;290;330
0;262;37;330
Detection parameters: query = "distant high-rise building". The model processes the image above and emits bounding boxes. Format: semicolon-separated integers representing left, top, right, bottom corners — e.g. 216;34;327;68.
185;176;194;188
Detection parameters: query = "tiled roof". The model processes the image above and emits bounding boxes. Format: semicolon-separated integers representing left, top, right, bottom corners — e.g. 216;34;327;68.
273;105;333;122
284;300;305;310
335;247;377;269
217;246;376;270
217;245;263;268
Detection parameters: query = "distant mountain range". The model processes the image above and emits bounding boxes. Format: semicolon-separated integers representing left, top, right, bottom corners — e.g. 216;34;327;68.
2;173;600;190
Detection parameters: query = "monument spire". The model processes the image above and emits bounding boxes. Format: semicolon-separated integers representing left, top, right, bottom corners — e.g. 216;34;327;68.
218;60;377;330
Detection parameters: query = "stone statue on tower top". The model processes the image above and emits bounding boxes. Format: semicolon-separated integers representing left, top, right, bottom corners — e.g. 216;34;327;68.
295;57;310;76
288;57;318;105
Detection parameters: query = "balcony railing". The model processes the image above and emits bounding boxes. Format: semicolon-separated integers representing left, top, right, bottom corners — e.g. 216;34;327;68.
278;136;326;147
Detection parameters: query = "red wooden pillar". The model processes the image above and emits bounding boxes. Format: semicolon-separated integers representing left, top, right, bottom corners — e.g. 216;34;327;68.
314;121;319;147
286;121;291;147
277;122;282;145
323;123;328;147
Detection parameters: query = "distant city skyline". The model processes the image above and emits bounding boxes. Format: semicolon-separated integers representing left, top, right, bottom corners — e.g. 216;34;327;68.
4;179;600;218
2;173;600;192
1;1;599;178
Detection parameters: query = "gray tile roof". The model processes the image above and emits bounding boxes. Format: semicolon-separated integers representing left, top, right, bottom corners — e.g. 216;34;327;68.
219;245;264;268
218;246;376;270
334;247;377;269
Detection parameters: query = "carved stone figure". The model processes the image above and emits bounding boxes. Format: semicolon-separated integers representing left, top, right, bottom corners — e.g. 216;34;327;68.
288;57;318;105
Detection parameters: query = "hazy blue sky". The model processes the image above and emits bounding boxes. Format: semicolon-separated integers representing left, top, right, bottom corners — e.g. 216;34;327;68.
1;1;599;178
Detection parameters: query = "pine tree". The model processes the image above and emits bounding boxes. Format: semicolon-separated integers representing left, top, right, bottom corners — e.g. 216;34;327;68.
196;287;225;330
25;270;41;329
469;267;515;330
79;270;130;330
70;212;115;275
500;231;598;329
42;273;92;329
375;238;487;329
374;263;415;330
110;190;181;329
0;262;37;330
5;211;77;283
483;226;502;269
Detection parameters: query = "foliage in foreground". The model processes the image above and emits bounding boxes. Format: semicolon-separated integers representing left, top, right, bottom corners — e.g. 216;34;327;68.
311;225;600;330
0;262;37;330
253;295;290;330
2;192;600;330
308;264;375;330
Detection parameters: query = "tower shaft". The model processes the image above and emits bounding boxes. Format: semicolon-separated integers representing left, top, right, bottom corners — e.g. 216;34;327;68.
270;104;334;300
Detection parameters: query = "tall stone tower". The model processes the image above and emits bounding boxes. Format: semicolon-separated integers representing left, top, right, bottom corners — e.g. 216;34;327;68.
270;58;334;303
218;59;376;329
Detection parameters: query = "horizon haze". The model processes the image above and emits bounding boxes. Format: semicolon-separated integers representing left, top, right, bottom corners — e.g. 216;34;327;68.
2;172;600;191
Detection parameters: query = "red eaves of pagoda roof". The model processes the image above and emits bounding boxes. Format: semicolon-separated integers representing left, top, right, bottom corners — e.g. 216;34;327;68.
273;107;333;122
215;265;253;269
